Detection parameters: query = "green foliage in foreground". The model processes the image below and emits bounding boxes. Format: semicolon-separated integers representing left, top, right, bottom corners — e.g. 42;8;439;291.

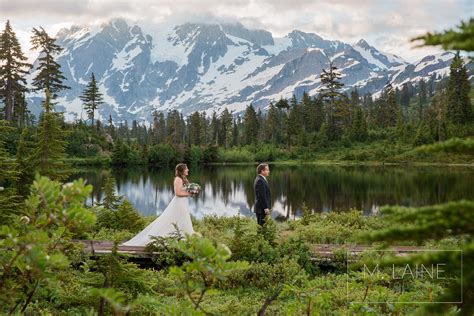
359;200;473;315
0;174;470;315
0;175;95;313
411;18;474;53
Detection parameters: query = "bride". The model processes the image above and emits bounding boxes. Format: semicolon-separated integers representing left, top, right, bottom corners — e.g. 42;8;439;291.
121;163;197;247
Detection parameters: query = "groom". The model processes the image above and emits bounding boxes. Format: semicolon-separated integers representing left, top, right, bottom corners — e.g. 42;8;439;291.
254;163;271;226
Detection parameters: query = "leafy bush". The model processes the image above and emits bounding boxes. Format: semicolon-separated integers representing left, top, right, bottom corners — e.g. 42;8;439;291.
147;143;177;166
184;145;203;165
218;147;254;163
169;234;249;313
111;141;142;165
0;176;96;313
202;145;219;163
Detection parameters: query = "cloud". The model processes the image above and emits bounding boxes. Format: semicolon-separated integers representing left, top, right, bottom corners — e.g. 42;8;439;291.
1;0;472;62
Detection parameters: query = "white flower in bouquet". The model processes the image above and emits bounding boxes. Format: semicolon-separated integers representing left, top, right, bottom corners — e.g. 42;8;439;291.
185;183;201;194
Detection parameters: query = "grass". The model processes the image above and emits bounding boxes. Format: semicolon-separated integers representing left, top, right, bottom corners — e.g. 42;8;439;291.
63;210;458;315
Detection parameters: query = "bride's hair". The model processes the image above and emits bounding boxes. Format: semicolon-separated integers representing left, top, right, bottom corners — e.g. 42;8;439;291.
175;163;189;185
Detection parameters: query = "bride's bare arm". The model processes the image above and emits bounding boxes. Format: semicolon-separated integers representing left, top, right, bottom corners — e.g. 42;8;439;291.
174;177;192;197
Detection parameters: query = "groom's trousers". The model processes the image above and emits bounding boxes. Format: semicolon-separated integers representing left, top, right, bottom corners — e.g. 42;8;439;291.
256;212;266;226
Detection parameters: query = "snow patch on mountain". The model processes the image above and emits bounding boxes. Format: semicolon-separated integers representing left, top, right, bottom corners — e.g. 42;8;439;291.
353;44;387;70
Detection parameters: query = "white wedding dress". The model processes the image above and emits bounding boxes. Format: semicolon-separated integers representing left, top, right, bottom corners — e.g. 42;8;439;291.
121;192;195;247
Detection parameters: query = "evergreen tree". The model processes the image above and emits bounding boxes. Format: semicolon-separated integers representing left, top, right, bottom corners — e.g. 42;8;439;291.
13;92;30;128
243;104;258;145
320;62;344;104
275;97;290;112
350;106;367;142
0;20;31;122
219;108;233;148
313;96;325;133
100;175;122;211
256;108;265;142
428;74;436;97
418;79;427;122
30;27;69;112
15;127;36;196
320;62;345;140
301;92;318;135
231;119;240;147
431;88;448;142
80;72;103;126
446;53;472;125
153;111;166;144
31;93;71;181
107;114;116;140
381;84;399;128
265;103;282;144
287;99;304;146
395;108;407;142
209;111;219;146
115;200;145;233
0;120;20;223
350;88;360;107
400;83;411;109
96;176;123;230
188;111;202;146
413;120;433;146
199;113;208;145
166;110;185;145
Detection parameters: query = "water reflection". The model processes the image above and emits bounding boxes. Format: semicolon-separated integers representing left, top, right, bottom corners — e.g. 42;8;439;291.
71;164;474;219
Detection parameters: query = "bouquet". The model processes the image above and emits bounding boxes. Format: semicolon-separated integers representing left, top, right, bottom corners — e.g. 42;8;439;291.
185;183;201;194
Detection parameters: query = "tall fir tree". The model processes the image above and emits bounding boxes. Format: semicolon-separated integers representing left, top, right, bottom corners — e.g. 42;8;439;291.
209;111;219;146
231;118;240;147
446;53;472;125
417;79;427;122
15;127;36;196
30;27;69;112
0;20;31;122
199;113;208;145
400;83;411;109
219;108;233;148
0;120;20;223
320;62;344;104
319;62;346;140
287;99;305;146
381;83;399;128
31;90;71;181
80;72;103;126
166;110;185;145
14;92;30;128
265;103;282;144
243;104;258;145
188;111;202;146
107;114;116;140
350;106;368;142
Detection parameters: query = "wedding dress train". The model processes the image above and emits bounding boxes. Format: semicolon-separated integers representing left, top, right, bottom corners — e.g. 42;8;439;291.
121;195;195;247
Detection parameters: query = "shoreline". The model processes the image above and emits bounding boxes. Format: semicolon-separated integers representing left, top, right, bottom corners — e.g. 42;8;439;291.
67;157;474;168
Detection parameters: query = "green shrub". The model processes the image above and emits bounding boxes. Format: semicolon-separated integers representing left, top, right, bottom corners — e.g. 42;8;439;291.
218;147;254;163
148;143;177;166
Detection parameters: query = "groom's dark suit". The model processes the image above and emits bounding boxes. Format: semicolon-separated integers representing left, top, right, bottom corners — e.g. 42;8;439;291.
254;174;271;226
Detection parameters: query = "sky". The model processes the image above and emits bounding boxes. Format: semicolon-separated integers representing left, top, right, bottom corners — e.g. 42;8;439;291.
1;0;472;63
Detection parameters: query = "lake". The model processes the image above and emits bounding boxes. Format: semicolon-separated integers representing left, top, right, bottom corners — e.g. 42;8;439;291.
70;164;474;219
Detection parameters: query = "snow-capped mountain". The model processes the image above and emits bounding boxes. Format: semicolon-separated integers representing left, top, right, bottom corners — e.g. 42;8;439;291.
25;18;470;123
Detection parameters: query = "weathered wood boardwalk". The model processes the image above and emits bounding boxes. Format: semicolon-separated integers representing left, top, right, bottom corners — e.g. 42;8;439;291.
74;240;425;261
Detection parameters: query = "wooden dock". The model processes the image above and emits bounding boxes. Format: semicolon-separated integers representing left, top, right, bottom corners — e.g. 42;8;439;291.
74;240;425;261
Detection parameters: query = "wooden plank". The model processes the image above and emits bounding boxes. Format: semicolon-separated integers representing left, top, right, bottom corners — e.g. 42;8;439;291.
73;240;426;260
